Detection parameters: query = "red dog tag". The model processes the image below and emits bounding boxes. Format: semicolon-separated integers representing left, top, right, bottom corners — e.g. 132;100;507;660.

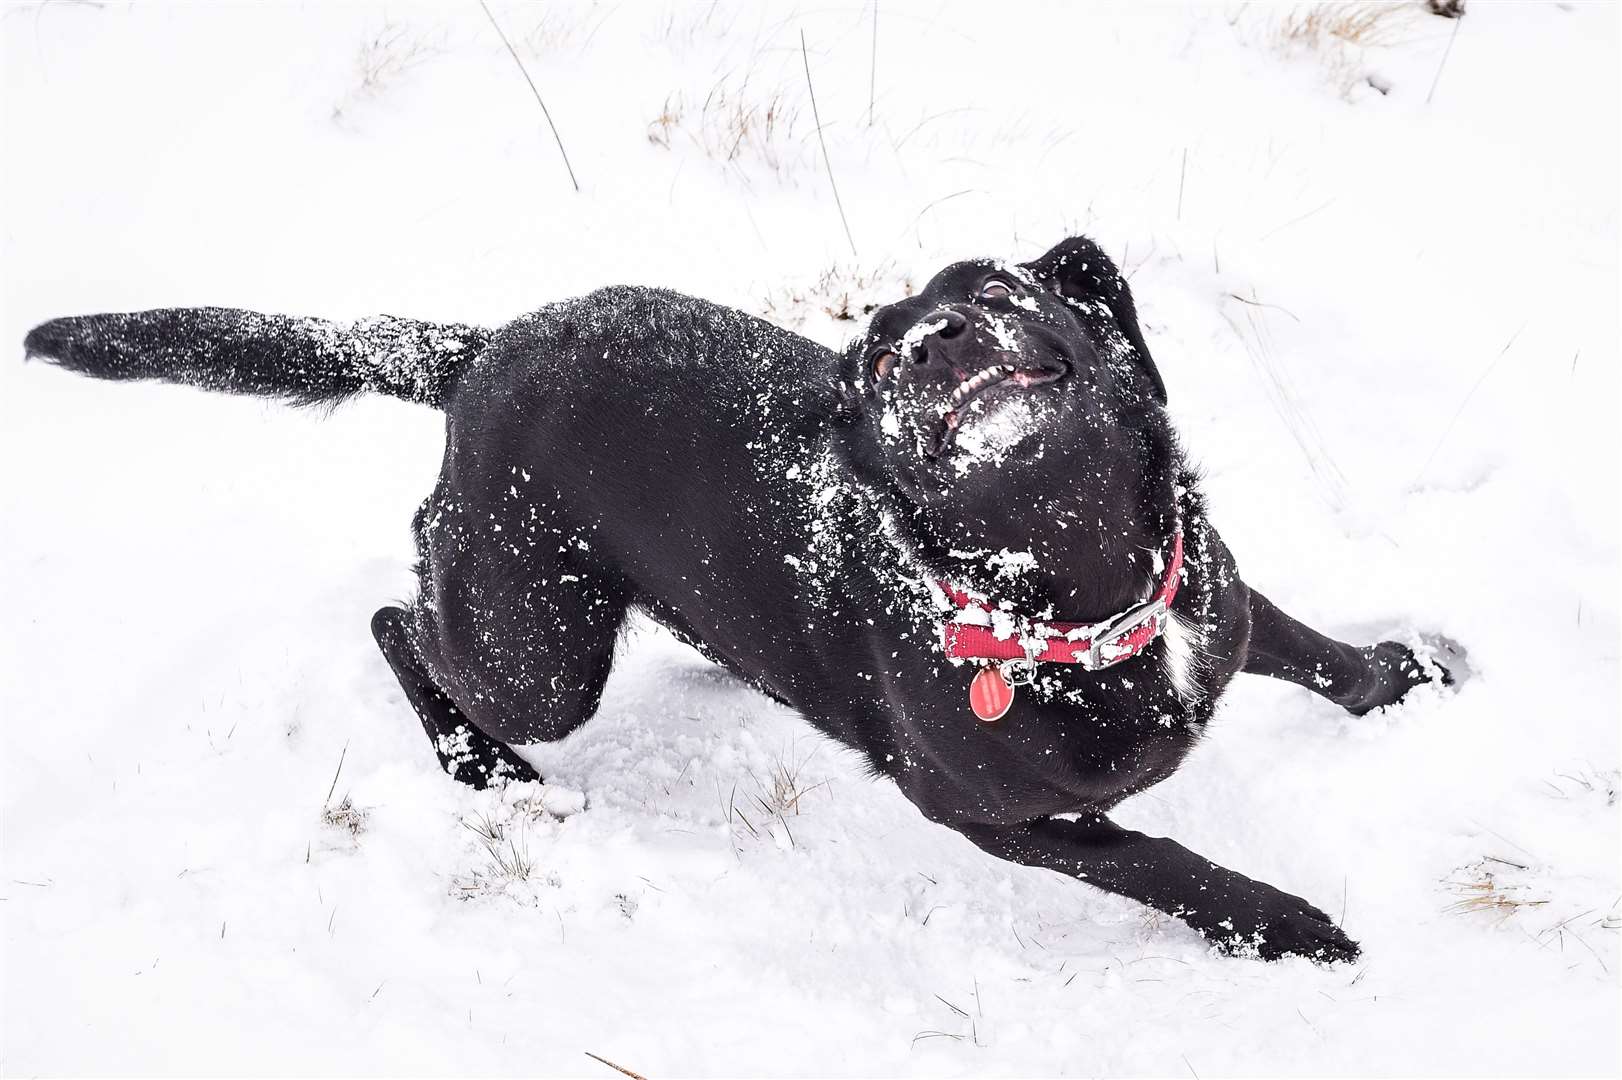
969;665;1014;722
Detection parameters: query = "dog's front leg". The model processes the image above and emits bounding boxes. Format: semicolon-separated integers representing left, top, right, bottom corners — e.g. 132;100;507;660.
1243;588;1451;715
958;814;1360;963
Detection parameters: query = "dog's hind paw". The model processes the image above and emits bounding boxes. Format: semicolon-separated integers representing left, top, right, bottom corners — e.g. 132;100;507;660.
434;723;541;790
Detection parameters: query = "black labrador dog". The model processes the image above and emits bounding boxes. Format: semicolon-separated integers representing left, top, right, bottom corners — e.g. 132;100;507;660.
25;236;1449;962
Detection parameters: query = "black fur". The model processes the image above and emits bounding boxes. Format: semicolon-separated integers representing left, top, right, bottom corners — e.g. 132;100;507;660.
25;236;1450;963
23;307;488;407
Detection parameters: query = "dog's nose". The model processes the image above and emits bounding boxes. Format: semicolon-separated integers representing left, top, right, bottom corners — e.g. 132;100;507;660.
930;309;969;339
910;308;971;367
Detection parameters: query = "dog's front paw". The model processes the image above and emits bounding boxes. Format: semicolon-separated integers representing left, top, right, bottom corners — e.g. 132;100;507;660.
1346;634;1468;715
1412;632;1470;688
1194;889;1361;964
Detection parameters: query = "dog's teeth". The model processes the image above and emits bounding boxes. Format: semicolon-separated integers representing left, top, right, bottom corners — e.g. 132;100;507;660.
945;365;1021;418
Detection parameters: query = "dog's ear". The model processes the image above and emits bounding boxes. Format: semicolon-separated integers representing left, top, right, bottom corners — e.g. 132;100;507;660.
1020;236;1167;405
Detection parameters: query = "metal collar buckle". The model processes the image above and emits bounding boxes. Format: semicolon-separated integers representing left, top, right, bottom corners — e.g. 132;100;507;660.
1084;598;1169;670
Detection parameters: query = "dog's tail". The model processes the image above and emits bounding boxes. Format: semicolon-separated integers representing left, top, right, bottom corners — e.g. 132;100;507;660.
22;307;491;409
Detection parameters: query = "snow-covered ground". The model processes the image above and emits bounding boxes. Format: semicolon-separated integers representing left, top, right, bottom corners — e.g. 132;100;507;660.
3;2;1618;1075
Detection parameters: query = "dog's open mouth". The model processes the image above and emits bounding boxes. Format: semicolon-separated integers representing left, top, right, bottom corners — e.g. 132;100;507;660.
929;360;1066;457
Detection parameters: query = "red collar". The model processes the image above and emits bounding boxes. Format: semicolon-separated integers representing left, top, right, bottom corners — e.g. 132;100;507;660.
937;530;1184;673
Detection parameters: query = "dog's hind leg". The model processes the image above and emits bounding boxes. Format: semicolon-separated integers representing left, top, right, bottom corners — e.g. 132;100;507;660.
387;484;634;787
372;604;540;788
1241;588;1449;715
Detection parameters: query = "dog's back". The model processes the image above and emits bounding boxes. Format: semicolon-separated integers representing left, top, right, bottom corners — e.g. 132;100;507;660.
23;287;851;709
436;285;850;702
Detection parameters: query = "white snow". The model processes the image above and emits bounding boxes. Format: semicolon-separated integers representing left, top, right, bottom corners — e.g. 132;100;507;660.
950;391;1054;474
2;2;1618;1076
898;316;951;356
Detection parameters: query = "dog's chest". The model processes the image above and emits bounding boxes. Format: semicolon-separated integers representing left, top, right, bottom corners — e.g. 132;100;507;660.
868;647;1205;823
1007;666;1198;779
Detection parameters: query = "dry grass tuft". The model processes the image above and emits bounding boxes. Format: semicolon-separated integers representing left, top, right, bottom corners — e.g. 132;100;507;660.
722;747;832;852
519;3;603;57
756;750;830;818
317;743;366;840
321;795;369;838
449;798;565;900
648;76;805;180
650;3;733;52
1274;2;1416;50
1444;856;1549;924
461;811;535;881
1443;854;1617;972
759;261;914;330
1136;905;1169;938
333;22;443;122
1542;766;1620;806
1265;2;1420;99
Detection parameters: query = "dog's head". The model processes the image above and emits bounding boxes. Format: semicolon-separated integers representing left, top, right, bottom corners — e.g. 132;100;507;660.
835;236;1168;514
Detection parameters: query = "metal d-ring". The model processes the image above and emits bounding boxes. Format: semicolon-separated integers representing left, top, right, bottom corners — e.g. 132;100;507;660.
1001;640;1042;687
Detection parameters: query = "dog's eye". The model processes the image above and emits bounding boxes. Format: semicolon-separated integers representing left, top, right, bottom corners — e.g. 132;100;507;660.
978;278;1014;301
869;349;899;384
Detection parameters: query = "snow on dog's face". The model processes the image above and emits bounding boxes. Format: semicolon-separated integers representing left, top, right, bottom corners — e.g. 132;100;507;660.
835;237;1168;511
